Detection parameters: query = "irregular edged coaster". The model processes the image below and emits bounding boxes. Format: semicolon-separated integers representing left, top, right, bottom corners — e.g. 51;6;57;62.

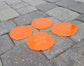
27;32;55;51
31;18;53;29
52;23;78;36
10;25;33;40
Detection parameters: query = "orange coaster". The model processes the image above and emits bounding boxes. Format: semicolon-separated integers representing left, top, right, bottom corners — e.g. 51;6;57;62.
52;23;78;36
27;32;55;51
31;18;53;29
10;26;33;40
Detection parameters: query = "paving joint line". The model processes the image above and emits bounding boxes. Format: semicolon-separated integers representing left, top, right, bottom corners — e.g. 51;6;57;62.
8;34;16;45
55;4;81;15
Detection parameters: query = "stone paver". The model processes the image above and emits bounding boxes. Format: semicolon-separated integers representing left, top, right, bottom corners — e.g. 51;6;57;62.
0;2;19;21
23;0;46;6
75;0;84;2
5;0;21;5
13;39;27;46
76;15;84;22
46;7;79;22
1;43;53;66
56;0;84;14
0;20;16;35
0;60;2;66
30;25;39;34
14;11;48;26
43;32;74;60
45;0;62;3
0;35;14;55
11;2;30;9
53;40;84;66
16;6;37;15
40;17;60;32
69;21;84;42
36;2;56;12
0;0;84;66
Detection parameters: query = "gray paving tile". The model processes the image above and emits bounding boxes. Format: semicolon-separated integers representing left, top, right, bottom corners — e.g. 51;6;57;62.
56;0;74;8
0;8;19;21
56;0;84;14
69;21;84;42
13;39;27;46
5;0;22;5
45;0;62;3
1;43;53;66
0;20;16;35
23;0;46;6
11;2;30;9
0;60;2;66
0;35;14;55
40;17;60;32
36;2;56;12
0;2;19;21
46;7;79;22
76;15;84;22
29;25;39;34
16;6;37;15
43;32;74;60
14;11;48;26
0;2;10;10
53;40;84;66
75;0;84;2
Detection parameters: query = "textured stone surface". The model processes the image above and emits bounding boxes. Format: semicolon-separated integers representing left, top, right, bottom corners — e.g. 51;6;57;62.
0;20;16;35
75;0;84;2
0;35;14;55
70;21;84;42
40;17;60;32
45;0;62;3
43;32;74;60
0;9;19;21
46;7;79;22
53;40;84;66
17;6;37;15
36;2;56;12
56;0;75;8
56;0;84;14
30;25;39;34
76;15;84;22
0;2;10;9
0;2;19;21
13;39;27;45
14;11;48;26
11;2;29;9
23;0;46;6
1;43;53;66
5;0;21;5
0;60;2;66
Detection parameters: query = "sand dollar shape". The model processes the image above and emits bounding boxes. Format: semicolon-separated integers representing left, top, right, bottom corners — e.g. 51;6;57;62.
31;18;53;29
52;23;78;36
10;26;33;40
27;32;55;51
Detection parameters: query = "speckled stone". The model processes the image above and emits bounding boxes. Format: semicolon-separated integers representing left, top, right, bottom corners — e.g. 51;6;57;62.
0;60;2;66
43;32;74;60
0;20;16;35
14;11;48;26
46;7;79;22
0;35;14;55
1;43;53;66
53;40;84;66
